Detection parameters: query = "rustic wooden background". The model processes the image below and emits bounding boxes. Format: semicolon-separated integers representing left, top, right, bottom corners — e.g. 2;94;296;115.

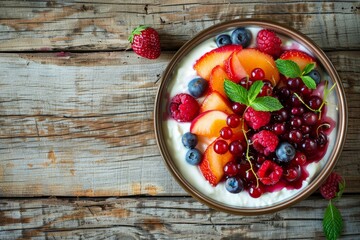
0;1;359;239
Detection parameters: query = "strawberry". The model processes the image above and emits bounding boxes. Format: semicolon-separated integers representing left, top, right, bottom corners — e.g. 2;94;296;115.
199;138;234;186
194;45;242;80
280;50;316;71
256;29;282;57
128;25;161;59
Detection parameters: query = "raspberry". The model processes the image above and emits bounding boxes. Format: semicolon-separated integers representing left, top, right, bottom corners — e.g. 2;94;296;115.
244;107;271;130
319;172;344;200
257;160;283;185
256;29;282;57
169;93;199;122
252;130;279;156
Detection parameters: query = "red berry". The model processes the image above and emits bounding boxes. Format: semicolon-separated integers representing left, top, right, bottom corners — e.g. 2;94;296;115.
229;140;244;156
129;26;161;59
256;29;282;57
252;130;279;156
227;114;241;128
308;96;323;109
213;139;228;154
319;172;344;200
232;102;246;115
273;123;286;135
287;78;302;90
294;151;307;166
257;160;283;185
249;184;264;198
250;68;265;80
258;85;273;97
220;127;233;139
303;112;318;126
169;93;199;122
284;166;301;182
223;161;240;177
244;107;271;130
288;130;303;143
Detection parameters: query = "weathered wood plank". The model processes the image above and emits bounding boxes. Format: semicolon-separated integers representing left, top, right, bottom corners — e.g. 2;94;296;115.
0;1;359;51
0;51;359;197
0;196;359;239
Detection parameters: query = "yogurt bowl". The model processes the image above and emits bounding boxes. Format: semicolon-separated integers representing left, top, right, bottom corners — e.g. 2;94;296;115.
154;19;347;215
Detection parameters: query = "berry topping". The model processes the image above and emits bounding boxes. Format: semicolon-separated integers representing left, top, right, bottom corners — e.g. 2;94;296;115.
220;127;233;140
182;132;198;149
249;184;264;198
319;172;344;200
294;151;307;166
170;93;199;122
185;148;202;165
224;161;240;177
252;130;279;156
214;139;229;154
128;25;161;59
229;140;244;156
227;114;241;128
188;78;208;98
216;34;232;47
250;68;265;80
257;160;283;185
232;102;247;115
256;29;282;57
284;166;301;182
225;177;244;193
306;69;321;85
231;28;252;48
244;107;271;130
276;142;296;163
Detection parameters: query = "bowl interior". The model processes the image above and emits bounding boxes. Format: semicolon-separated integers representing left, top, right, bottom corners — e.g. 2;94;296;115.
154;19;347;215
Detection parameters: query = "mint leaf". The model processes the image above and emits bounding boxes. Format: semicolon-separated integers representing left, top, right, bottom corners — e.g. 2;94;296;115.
250;96;283;112
323;201;343;240
247;81;264;104
302;63;316;75
335;180;346;200
224;79;248;105
275;59;301;78
301;76;317;89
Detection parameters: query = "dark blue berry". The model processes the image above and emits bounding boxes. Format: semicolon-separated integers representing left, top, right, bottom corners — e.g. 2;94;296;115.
307;70;321;85
188;78;208;98
276;142;296;163
216;34;232;47
225;177;244;193
185;148;202;165
231;28;252;48
182;132;198;149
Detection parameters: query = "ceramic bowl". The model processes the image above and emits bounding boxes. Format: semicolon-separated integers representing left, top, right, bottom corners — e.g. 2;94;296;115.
154;19;347;215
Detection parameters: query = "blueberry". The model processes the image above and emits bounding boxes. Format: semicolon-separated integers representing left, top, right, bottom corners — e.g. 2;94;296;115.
216;34;232;47
188;78;208;98
185;148;202;165
182;132;198;149
276;142;296;163
225;177;244;193
306;70;321;85
231;28;252;48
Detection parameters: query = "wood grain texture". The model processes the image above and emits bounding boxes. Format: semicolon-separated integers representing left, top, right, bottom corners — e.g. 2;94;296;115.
0;1;359;51
0;196;359;239
0;51;359;197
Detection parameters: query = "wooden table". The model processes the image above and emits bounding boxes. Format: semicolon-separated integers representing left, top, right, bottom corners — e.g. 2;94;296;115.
0;1;359;239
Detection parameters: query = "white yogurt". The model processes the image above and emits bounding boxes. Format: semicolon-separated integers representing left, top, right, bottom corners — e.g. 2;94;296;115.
162;27;338;208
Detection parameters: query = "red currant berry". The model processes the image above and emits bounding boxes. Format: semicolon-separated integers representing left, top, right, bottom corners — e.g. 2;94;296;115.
291;93;302;107
300;85;313;96
308;96;323;109
303;112;318;126
288;130;303;143
290;116;303;128
291;107;304;116
284;167;300;182
287;78;302;90
258;85;273;97
250;68;265;80
294;151;307;166
227;114;241;128
273;123;286;135
214;140;229;154
220;127;233;140
229;140;244;156
249;184;264;198
224;161;240;177
232;102;246;115
301;125;311;134
301;138;318;155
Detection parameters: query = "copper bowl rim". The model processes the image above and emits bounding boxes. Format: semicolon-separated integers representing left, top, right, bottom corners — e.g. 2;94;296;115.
154;19;348;215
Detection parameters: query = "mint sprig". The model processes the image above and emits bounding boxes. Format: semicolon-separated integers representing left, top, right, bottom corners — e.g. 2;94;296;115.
275;59;317;89
323;201;343;240
224;79;283;112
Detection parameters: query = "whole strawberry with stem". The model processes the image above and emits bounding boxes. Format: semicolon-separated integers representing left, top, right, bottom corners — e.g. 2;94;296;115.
128;25;161;59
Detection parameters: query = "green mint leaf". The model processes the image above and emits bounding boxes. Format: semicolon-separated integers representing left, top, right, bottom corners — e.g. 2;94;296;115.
301;76;317;89
323;201;343;240
224;79;248;105
250;96;283;112
247;80;264;104
302;63;316;75
335;179;346;200
275;59;301;78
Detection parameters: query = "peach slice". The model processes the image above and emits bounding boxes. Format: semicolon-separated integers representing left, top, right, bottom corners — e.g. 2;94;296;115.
224;51;248;82
209;65;229;98
200;91;234;115
236;48;280;86
190;110;228;138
